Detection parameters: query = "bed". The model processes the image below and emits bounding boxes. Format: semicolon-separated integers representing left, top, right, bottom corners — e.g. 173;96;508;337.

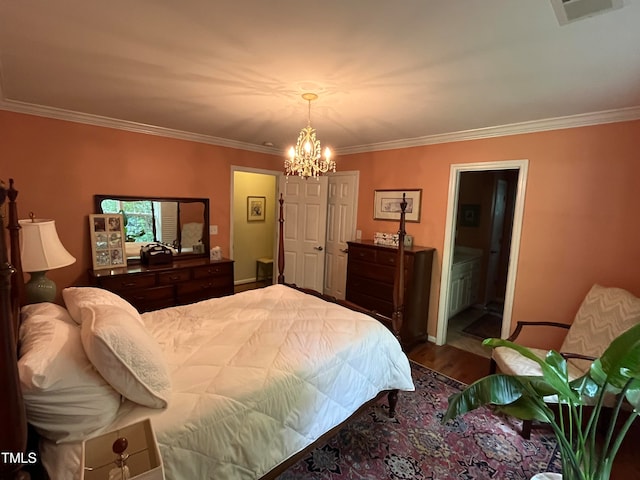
0;179;415;480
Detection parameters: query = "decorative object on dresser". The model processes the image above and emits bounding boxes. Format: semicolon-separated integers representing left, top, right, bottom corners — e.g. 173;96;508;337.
90;257;234;312
19;213;76;303
346;240;434;349
89;213;127;270
373;189;422;222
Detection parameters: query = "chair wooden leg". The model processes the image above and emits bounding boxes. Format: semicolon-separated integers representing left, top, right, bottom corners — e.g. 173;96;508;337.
521;419;532;439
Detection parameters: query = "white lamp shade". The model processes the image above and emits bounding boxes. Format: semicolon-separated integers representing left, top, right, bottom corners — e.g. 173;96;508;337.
19;219;76;272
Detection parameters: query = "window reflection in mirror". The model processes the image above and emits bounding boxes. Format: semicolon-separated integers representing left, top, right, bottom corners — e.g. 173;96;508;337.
95;195;209;261
99;199;179;246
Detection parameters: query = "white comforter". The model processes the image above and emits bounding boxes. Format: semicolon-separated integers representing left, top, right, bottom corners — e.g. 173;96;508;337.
42;284;414;479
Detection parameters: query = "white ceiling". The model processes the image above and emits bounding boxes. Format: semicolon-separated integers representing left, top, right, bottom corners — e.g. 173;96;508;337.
1;0;639;155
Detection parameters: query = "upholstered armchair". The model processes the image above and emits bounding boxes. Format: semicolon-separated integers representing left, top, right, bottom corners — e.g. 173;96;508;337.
491;284;640;438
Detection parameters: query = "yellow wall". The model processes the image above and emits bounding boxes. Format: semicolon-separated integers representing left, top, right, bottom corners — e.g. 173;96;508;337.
232;171;276;283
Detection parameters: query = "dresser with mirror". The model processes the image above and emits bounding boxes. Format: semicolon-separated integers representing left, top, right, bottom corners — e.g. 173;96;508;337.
90;194;234;312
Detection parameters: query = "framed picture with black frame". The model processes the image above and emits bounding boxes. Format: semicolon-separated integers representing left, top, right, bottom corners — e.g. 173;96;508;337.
460;204;481;227
373;189;422;222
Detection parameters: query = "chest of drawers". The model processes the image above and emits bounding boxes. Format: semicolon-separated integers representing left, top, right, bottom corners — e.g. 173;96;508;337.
90;258;234;312
346;240;434;349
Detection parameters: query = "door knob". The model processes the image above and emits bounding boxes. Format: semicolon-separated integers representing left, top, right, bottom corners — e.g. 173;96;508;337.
313;246;324;251
340;248;349;253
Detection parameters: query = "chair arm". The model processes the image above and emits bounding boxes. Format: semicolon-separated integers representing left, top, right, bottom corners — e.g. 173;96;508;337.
507;321;571;342
560;352;595;362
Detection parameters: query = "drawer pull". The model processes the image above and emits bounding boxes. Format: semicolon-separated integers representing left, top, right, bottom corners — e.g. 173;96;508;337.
121;282;138;287
168;275;181;281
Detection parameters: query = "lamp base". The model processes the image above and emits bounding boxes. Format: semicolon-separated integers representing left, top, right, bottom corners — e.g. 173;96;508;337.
25;271;57;304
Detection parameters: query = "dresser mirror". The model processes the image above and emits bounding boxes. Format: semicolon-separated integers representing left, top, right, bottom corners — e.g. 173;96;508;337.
94;194;210;261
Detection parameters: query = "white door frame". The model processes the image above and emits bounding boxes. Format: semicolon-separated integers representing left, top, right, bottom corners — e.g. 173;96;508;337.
435;159;529;345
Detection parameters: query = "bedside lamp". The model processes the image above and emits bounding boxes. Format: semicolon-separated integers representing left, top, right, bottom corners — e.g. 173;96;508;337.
19;216;76;304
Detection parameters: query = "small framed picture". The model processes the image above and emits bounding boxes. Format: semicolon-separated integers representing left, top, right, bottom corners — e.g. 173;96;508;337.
460;204;481;227
89;214;127;269
373;189;422;222
247;196;266;222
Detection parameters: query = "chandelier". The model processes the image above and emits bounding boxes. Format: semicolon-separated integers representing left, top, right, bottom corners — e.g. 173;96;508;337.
284;93;335;179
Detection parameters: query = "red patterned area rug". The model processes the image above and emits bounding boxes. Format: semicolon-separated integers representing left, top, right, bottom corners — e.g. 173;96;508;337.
278;362;561;479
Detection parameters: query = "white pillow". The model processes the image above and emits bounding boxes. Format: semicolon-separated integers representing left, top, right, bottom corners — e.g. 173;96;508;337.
18;303;122;443
80;304;171;408
63;287;142;326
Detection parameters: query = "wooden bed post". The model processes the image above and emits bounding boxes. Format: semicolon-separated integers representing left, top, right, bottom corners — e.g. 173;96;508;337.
391;194;407;343
0;179;29;479
387;193;407;417
277;193;285;284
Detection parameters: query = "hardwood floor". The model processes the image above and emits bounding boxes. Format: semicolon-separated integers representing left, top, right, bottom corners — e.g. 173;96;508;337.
408;340;491;384
410;341;639;479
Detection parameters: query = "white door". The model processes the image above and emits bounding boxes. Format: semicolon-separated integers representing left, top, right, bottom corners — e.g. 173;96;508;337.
324;172;358;299
279;176;328;290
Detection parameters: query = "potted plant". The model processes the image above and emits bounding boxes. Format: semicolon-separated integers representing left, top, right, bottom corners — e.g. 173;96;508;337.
443;323;640;480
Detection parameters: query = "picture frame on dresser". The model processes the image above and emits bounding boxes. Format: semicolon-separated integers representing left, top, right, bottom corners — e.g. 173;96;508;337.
373;189;422;222
89;213;127;269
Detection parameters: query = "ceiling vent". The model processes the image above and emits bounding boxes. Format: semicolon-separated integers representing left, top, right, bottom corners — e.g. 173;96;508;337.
551;0;624;25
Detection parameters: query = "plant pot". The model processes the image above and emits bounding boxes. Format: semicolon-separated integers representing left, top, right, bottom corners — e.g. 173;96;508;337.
531;474;562;480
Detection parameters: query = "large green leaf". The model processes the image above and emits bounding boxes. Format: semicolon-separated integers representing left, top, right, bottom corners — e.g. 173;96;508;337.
442;374;554;423
625;380;640;410
590;323;640;389
495;396;555;422
484;338;579;401
443;374;524;422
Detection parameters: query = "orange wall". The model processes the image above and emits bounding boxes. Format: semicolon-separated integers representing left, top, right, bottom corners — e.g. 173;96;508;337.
0;111;282;296
340;120;640;345
2;110;639;347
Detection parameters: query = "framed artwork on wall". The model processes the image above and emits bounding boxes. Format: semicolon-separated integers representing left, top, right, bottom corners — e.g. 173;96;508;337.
247;196;266;222
373;189;422;222
460;204;481;227
89;213;127;269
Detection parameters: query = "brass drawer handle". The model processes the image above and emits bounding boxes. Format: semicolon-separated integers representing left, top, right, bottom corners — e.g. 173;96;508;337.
168;275;182;281
121;282;138;288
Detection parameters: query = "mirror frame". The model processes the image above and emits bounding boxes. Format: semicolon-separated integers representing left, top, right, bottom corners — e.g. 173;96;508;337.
94;194;210;262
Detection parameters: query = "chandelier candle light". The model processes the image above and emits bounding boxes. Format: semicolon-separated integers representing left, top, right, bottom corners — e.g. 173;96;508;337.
285;93;335;179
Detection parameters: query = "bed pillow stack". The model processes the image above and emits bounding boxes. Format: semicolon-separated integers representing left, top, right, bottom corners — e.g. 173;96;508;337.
18;302;122;442
17;288;172;443
63;287;172;408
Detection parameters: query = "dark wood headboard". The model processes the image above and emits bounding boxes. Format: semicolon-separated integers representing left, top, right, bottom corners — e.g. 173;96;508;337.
0;179;28;479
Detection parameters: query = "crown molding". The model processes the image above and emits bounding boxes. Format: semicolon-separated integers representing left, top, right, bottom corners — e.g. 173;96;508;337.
334;106;640;155
1;94;638;157
0;97;281;155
